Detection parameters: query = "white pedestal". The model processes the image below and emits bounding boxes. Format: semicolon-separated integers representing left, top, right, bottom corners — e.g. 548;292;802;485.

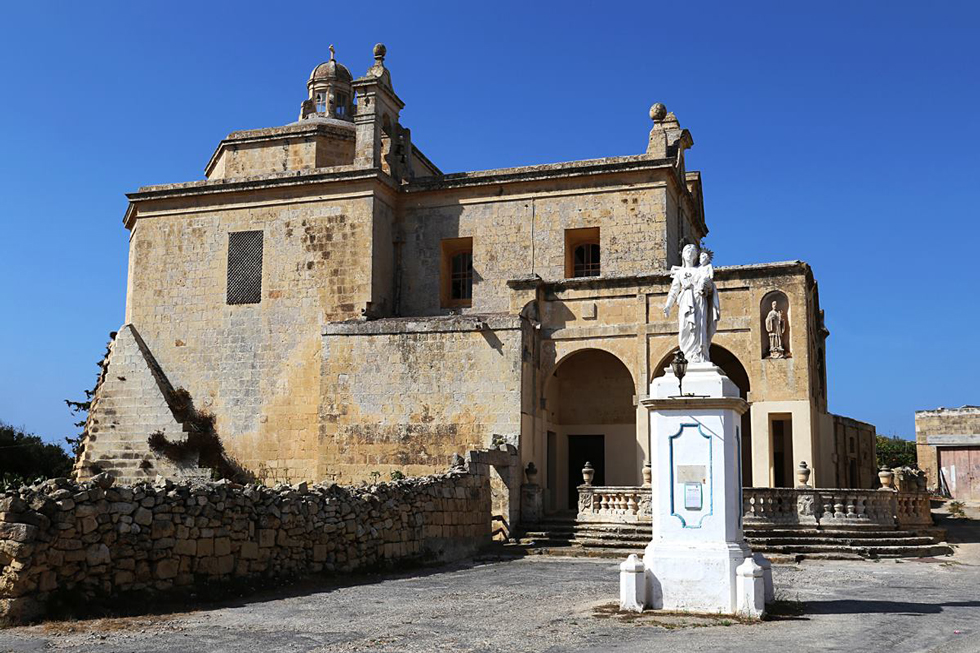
619;554;646;613
638;363;762;615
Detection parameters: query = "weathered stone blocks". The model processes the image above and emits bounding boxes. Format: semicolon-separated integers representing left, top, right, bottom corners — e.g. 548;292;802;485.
0;465;492;625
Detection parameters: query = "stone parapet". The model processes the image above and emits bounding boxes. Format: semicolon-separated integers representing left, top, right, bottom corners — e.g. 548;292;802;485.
742;487;933;530
0;467;491;625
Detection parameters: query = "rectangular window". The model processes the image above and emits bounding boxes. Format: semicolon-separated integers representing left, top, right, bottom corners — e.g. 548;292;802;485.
440;237;473;308
226;230;263;305
564;227;600;278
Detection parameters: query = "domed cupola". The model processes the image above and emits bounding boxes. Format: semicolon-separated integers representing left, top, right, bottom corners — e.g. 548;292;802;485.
300;45;355;121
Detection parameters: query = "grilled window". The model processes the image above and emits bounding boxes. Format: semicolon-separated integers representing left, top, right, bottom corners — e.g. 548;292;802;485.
450;251;473;301
315;91;327;113
440;237;474;308
573;243;601;277
226;230;263;305
564;227;600;279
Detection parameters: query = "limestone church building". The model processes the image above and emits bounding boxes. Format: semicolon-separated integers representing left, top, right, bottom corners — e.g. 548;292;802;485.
76;44;877;513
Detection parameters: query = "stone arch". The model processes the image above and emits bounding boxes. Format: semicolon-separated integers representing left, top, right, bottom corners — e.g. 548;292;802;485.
760;290;791;359
650;344;754;484
650;344;749;399
543;348;638;511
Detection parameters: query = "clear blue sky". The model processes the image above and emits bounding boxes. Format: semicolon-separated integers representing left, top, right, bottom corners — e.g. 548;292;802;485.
1;1;977;448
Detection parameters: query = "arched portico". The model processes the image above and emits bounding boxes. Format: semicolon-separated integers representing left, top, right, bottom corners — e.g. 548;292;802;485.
542;348;638;512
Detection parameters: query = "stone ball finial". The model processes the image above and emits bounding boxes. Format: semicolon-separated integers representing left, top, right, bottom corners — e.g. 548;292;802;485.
649;103;667;122
373;43;387;62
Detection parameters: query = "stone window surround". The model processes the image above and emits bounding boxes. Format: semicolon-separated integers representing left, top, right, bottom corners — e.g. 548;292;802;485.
564;226;600;278
440;236;473;308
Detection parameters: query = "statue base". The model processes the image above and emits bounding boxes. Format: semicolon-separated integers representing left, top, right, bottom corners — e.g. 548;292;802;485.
629;361;768;617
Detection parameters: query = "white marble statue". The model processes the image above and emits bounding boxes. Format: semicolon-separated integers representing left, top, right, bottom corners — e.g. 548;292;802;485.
765;301;786;358
663;244;720;363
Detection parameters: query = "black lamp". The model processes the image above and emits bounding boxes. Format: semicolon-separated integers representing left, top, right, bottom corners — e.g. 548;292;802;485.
670;350;688;396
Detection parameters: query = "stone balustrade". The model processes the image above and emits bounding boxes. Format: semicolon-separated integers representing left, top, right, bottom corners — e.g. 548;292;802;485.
577;486;652;522
575;485;934;530
743;487;934;530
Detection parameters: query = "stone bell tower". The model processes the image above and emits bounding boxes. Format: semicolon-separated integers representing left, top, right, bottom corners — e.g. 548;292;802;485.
352;44;412;181
299;45;355;122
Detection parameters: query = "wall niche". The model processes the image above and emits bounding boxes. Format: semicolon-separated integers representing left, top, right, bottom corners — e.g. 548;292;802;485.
760;290;791;359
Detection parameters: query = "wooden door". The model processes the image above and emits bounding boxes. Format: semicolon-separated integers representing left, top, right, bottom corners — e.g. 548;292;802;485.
939;447;980;500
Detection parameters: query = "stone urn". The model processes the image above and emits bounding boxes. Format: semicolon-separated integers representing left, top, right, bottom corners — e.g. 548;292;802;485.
525;461;538;485
878;465;896;491
915;471;927;492
582;461;595;486
796;461;811;488
642;463;652;488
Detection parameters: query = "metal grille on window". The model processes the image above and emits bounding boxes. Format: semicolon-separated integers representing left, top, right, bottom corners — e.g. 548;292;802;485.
573;243;600;277
227;230;263;305
450;251;473;301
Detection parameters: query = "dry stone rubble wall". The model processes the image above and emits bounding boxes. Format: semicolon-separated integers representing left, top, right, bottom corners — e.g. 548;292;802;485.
0;468;491;625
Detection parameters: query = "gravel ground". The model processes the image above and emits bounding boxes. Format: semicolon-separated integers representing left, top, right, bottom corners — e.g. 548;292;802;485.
2;547;979;653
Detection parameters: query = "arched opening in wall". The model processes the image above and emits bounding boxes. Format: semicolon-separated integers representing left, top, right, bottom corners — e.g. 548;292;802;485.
380;114;394;176
652;345;754;486
544;349;636;512
760;290;791;359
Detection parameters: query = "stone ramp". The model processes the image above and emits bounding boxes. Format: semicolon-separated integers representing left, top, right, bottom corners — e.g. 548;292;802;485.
516;517;952;560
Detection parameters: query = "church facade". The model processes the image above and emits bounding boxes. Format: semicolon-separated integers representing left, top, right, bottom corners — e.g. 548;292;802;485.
76;45;877;511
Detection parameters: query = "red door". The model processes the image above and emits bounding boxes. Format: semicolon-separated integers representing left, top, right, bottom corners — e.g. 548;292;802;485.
939;448;980;500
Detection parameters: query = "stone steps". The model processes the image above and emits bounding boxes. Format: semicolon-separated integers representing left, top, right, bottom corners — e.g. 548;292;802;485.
519;518;953;560
748;535;938;547
755;543;953;558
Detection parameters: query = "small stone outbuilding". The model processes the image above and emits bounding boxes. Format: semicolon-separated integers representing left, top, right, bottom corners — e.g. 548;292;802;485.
916;406;980;499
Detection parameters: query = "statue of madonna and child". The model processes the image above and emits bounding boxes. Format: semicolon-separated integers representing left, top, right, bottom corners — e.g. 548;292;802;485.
663;243;720;364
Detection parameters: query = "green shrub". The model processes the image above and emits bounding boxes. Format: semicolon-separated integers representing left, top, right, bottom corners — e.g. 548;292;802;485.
876;435;917;469
0;422;73;490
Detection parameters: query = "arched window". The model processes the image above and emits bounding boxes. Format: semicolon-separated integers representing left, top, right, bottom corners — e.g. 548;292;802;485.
440;237;474;308
573;243;600;277
335;93;347;117
314;91;327;113
564;227;600;278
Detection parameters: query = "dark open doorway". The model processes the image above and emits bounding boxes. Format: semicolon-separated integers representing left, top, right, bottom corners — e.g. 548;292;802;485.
568;434;605;509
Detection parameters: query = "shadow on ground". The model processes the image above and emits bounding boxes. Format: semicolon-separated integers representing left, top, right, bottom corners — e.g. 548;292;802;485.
805;598;980;616
936;510;980;545
39;546;527;626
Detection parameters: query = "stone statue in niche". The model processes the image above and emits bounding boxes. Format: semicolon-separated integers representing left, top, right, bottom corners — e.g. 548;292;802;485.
765;300;786;358
664;244;720;363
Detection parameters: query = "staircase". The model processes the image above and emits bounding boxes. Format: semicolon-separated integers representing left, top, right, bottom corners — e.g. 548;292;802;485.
517;516;650;558
516;516;952;560
744;527;952;560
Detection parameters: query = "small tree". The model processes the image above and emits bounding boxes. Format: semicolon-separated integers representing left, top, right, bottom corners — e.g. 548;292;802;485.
876;435;917;469
0;422;73;490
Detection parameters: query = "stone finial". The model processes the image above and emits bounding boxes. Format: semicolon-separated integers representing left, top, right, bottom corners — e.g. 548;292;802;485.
329;44;335;61
796;461;811;488
649;102;667;123
366;43;391;84
646;103;691;160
